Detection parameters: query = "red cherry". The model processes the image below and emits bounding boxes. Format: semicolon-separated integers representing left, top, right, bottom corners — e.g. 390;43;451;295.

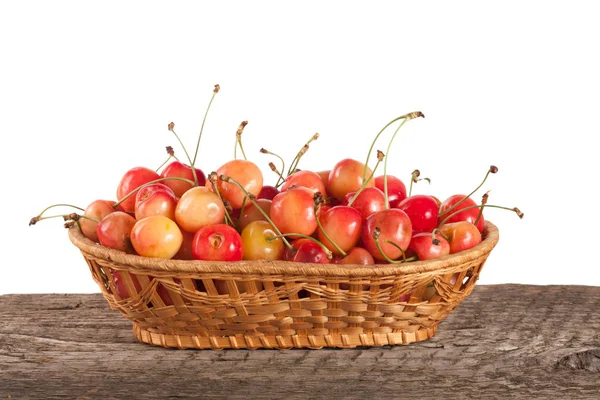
257;185;280;200
317;206;362;255
407;232;450;261
270;186;317;237
361;209;412;262
343;187;386;220
116;167;161;213
397;195;439;234
438;221;482;254
374;175;407;208
283;238;330;263
160;161;206;198
134;183;178;221
96;211;137;253
439;195;484;232
192;224;243;261
111;270;142;299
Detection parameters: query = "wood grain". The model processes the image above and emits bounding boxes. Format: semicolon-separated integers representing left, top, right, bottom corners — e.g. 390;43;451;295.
1;285;599;399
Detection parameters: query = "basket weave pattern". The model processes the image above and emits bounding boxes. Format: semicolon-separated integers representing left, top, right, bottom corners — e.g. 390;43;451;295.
68;222;499;349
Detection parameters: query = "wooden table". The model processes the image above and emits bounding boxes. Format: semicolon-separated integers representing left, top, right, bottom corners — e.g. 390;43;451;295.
1;284;599;399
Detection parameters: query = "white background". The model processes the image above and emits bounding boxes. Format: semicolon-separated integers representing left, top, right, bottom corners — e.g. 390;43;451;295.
1;1;598;294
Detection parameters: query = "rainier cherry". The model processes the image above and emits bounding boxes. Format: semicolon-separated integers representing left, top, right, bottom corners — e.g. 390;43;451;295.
270;186;317;236
283;238;331;264
374;175;407;208
281;170;327;196
135;183;178;221
439;221;482;254
130;215;183;259
96;211;136;253
328;159;374;201
439;195;485;232
116;167;160;213
241;220;284;261
210;160;263;209
316;205;362;255
175;186;225;233
79;200;116;242
397;195;439;234
257;185;279;200
343;187;386;220
362;209;412;262
407;232;450;261
192;224;243;261
335;247;375;265
238;198;272;231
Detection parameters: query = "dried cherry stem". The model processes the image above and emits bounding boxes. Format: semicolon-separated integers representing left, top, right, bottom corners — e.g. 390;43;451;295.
408;169;431;196
207;173;236;227
437;204;524;228
112;176;195;209
266;233;333;260
268;162;286;186
155;146;178;173
383;112;425;210
313;193;346;257
192;84;220;166
287;133;319;177
362;112;424;183
168;122;199;186
29;213;98;226
219;174;293;251
473;191;490;226
260;148;286;187
439;165;498;217
372;227;411;264
347;150;384;207
234;121;249;160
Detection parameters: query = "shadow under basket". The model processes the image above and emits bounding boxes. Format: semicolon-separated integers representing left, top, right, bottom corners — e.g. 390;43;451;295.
68;221;499;350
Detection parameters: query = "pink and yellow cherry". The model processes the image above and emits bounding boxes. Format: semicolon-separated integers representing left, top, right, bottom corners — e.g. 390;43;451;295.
160;161;206;198
238;199;272;231
327;159;374;201
407;232;450;261
79;200;116;242
116;167;161;213
283;238;331;264
192;224;243;261
130;215;183;259
335;247;375;265
281;170;327;196
343;187;386;220
210;160;263;209
316;170;330;192
96;211;137;253
241;220;284;261
317;206;362;255
257;185;279;200
361;209;412;262
175;186;225;233
270;186;317;236
438;221;482;254
439;194;485;232
374;175;407;208
397;195;439;234
134;183;178;221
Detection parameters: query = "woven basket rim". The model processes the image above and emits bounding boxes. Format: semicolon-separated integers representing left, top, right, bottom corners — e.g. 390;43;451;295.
67;221;499;277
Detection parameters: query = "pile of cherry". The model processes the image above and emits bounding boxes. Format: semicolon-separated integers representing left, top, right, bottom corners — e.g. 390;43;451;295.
31;85;523;271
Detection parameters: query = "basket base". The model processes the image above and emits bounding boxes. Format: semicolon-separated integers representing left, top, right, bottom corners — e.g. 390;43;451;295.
132;323;439;350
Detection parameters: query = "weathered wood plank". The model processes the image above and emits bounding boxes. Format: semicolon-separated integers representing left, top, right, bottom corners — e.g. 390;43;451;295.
1;285;599;399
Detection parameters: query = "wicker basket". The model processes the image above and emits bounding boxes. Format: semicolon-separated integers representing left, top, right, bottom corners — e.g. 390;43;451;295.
68;221;499;350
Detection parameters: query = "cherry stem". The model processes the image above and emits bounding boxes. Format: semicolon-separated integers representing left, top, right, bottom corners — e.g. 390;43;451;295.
439;165;498;217
267;233;333;260
112;176;195;209
313;197;347;257
192;84;220;166
30;213;99;226
268;162;286;187
207;173;236;227
155;155;173;173
408;169;430;197
347;150;384;207
362;115;407;182
431;228;445;244
437;203;523;228
383;118;409;209
236;195;248;232
372;227;404;264
35;203;85;219
287;133;319;177
474;192;490;226
219;174;293;251
168;124;199;186
260;148;286;188
234;121;249;161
